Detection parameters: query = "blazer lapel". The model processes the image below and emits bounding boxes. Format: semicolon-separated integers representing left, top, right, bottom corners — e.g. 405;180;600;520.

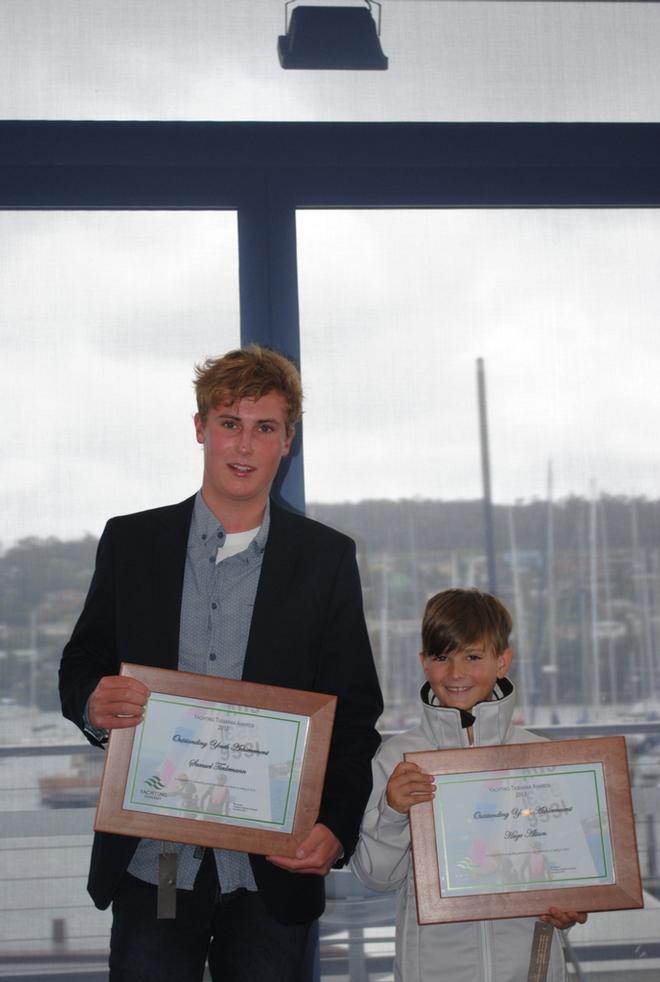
243;500;301;680
150;495;196;670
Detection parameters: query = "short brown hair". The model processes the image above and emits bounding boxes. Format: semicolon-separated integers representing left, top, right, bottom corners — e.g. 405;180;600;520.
421;588;512;658
194;344;303;433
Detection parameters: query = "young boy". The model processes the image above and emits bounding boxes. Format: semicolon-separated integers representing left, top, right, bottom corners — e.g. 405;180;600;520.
351;588;586;982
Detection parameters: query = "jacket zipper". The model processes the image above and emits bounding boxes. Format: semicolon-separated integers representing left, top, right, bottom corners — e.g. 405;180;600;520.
480;918;494;982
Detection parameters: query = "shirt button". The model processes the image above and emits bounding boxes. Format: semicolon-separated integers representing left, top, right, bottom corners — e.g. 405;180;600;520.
211;603;217;610
201;534;207;540
209;652;217;661
209;556;215;564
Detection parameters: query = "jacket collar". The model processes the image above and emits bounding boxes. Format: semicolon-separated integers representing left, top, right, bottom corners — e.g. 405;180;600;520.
419;676;517;749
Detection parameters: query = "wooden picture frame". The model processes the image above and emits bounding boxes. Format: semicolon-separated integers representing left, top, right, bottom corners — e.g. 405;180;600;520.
95;663;336;856
406;736;642;924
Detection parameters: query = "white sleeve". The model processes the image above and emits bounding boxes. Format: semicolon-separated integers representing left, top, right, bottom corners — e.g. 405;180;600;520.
350;751;412;892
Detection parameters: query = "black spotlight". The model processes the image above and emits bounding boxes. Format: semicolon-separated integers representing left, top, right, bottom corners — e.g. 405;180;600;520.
278;3;388;70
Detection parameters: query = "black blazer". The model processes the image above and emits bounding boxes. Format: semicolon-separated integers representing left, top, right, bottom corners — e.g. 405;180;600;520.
59;496;383;923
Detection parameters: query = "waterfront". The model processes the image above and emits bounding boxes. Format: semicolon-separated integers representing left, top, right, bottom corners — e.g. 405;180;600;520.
3;708;660;980
0;710;110;962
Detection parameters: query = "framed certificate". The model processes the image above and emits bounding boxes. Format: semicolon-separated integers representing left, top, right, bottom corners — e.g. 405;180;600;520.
406;736;643;924
94;663;336;856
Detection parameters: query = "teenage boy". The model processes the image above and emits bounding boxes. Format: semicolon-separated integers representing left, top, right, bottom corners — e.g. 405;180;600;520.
351;588;586;982
59;345;383;982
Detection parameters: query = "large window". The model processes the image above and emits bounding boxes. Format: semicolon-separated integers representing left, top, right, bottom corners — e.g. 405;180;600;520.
2;115;660;979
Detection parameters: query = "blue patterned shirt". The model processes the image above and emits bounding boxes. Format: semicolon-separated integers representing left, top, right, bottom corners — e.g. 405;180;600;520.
127;491;269;891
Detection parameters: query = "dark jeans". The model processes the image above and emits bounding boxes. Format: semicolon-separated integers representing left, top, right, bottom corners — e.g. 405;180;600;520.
109;851;313;982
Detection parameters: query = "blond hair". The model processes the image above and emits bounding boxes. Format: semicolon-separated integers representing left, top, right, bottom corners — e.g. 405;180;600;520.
194;344;302;434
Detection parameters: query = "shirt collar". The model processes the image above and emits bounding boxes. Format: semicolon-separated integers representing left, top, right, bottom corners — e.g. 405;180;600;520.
253;500;270;554
190;491;270;559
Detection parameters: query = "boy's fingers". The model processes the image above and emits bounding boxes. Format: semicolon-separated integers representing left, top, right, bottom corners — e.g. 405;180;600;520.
392;761;420;778
387;762;435;813
403;778;434;793
541;908;588;929
88;676;150;729
389;776;435;806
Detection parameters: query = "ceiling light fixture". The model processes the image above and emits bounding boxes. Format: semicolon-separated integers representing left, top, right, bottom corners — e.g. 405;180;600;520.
278;1;388;70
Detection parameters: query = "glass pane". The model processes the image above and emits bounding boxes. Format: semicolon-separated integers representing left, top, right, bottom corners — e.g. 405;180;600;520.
2;211;239;543
298;208;660;979
2;0;659;122
0;210;239;965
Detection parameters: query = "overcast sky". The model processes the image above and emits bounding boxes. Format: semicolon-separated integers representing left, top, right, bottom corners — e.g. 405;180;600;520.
2;1;660;546
1;1;660;121
299;208;660;506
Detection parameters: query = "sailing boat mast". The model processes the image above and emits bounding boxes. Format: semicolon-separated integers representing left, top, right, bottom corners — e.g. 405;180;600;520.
508;506;529;719
546;462;558;705
631;499;656;702
477;358;497;593
589;481;601;706
598;498;616;703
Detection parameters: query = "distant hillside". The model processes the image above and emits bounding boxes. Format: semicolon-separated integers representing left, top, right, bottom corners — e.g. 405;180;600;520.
307;495;660;554
2;495;660;623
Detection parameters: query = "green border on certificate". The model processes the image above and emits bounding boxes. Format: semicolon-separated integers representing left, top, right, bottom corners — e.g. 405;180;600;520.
433;762;614;897
123;693;309;833
94;664;337;857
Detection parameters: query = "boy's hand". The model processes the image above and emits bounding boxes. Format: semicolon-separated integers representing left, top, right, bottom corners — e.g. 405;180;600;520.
539;907;588;930
88;676;149;730
266;823;342;875
386;761;435;814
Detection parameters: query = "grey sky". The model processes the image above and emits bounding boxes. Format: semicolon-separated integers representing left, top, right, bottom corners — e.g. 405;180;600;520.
2;1;660;122
299;209;660;505
2;212;239;546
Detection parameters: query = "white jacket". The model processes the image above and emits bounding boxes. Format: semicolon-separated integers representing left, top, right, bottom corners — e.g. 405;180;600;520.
351;680;567;982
